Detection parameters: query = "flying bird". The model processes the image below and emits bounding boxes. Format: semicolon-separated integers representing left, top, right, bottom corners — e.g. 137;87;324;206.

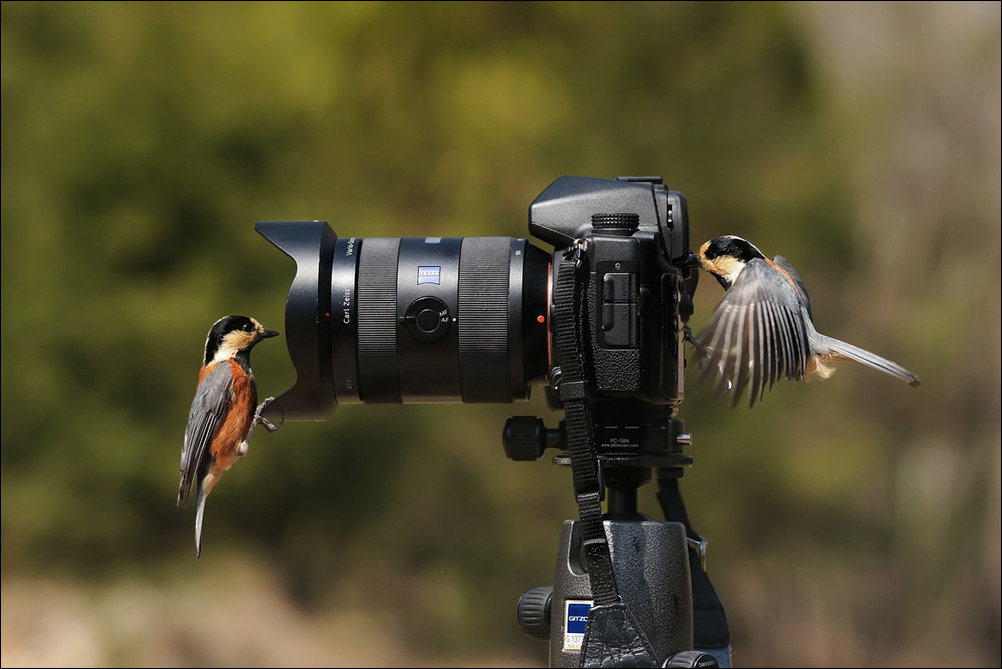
691;235;920;408
178;315;281;556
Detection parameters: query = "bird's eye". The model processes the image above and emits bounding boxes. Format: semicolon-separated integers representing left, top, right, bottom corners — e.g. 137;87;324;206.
243;323;254;332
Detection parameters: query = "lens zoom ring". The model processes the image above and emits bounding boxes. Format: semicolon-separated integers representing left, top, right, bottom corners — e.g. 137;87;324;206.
458;238;510;402
357;238;400;402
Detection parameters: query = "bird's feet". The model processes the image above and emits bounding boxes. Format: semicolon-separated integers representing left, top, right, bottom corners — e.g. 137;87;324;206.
683;325;707;356
254;397;283;433
241;398;283;449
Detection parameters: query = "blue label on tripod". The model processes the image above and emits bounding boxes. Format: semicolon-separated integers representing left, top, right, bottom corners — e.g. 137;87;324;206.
563;600;593;652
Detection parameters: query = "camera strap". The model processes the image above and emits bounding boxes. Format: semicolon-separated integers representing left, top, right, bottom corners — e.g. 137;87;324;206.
554;244;658;667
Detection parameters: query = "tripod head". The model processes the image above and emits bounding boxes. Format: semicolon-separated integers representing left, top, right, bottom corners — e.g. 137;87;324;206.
504;401;693;515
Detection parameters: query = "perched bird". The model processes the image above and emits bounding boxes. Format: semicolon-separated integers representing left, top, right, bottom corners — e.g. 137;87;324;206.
178;315;281;556
691;235;920;408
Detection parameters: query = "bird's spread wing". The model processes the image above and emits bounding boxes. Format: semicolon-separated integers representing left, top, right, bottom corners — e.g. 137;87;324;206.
692;257;811;408
772;255;813;319
178;363;232;506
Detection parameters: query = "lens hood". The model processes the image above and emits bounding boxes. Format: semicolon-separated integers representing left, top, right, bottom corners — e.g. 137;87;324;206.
255;220;338;422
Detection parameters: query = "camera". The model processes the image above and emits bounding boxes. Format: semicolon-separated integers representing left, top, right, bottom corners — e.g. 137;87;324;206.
255;175;696;423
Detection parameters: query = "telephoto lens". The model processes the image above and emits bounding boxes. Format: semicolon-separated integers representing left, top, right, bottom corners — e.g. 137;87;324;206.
255;221;551;421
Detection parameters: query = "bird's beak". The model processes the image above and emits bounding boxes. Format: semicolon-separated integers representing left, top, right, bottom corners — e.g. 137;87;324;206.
260;329;280;339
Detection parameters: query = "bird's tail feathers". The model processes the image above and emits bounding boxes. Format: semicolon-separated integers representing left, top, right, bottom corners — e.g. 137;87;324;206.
821;336;921;387
194;483;207;558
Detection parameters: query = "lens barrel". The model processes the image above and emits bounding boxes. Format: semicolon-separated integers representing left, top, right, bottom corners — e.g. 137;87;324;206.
256;221;549;420
341;236;549;403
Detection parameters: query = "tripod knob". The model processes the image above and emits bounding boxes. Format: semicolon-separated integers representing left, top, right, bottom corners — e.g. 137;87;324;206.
504;416;547;461
516;585;552;640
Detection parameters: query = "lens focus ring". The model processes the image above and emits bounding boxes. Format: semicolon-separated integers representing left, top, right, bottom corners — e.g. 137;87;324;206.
459;238;511;402
357;237;400;402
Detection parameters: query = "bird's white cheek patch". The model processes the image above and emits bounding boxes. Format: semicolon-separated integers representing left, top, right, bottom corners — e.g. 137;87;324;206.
212;331;255;363
716;257;745;285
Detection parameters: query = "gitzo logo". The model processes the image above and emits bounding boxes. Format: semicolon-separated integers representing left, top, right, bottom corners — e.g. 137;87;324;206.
417;266;441;285
563;599;593;652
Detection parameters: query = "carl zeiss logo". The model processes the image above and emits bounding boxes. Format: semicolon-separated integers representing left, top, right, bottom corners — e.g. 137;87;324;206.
417;266;441;285
563;600;593;652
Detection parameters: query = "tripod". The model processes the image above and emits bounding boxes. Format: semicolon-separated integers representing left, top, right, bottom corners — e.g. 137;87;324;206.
505;404;732;668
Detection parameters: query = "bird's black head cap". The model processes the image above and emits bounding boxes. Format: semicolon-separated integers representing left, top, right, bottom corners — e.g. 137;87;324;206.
203;315;278;366
208;314;255;338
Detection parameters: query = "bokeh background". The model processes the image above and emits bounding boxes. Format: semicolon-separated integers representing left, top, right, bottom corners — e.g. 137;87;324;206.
2;2;999;667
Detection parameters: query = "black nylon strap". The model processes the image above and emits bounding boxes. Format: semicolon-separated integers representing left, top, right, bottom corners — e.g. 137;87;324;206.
553;252;619;608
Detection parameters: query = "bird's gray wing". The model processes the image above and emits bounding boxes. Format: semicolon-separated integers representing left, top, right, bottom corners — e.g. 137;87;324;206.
178;363;232;506
693;258;811;408
773;255;813;318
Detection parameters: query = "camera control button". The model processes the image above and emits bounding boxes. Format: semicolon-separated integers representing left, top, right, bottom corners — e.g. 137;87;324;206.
402;297;451;343
416;308;440;332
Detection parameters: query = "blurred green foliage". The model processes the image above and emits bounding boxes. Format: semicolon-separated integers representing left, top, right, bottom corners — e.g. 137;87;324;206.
2;2;999;666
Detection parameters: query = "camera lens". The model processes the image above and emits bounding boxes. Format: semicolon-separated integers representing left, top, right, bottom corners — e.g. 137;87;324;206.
331;235;549;405
257;221;551;419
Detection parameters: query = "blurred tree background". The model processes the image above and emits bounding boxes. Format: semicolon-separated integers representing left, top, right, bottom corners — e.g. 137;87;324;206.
2;2;998;666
